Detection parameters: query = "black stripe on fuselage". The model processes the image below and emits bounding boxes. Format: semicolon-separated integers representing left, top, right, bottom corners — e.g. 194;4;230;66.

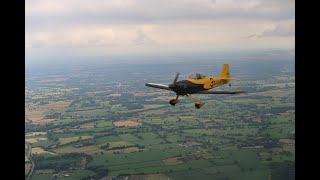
170;80;206;95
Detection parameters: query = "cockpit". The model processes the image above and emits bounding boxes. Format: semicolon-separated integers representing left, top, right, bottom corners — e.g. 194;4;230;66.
188;73;206;79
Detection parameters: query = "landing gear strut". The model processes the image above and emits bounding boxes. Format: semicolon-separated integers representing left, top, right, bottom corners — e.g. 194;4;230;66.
186;94;205;109
169;95;179;106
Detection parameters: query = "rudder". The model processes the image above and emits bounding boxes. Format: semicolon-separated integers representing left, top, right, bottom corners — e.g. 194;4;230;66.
219;64;230;79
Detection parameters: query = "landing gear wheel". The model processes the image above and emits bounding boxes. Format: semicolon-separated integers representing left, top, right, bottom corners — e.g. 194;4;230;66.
195;102;205;109
169;99;179;106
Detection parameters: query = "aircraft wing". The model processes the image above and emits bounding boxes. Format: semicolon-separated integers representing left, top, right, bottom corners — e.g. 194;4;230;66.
196;90;246;94
145;83;171;91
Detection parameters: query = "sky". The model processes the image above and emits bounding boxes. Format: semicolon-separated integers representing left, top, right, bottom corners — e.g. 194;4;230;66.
26;0;295;62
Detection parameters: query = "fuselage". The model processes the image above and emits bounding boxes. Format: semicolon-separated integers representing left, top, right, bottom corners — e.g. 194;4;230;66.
169;76;230;95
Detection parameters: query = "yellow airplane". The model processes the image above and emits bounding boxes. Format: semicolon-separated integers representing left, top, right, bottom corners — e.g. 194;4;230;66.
145;64;245;108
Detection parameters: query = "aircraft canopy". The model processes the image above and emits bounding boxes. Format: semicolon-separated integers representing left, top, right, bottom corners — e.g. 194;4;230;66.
188;73;206;79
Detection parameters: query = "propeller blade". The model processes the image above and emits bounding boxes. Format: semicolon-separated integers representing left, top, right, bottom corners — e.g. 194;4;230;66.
173;72;180;85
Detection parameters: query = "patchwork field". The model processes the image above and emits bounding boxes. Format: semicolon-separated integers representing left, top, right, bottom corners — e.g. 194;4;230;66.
25;59;295;180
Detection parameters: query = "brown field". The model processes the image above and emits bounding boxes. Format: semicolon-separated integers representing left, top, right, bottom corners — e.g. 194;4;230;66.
32;147;56;155
43;100;71;110
113;120;142;127
25;163;31;176
107;93;121;97
54;145;109;155
25;138;48;143
162;157;184;165
79;123;95;129
25;100;71;124
25;114;47;122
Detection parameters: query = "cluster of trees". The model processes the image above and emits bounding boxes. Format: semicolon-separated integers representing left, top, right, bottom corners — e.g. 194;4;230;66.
238;137;280;149
34;153;93;171
73;139;96;148
45;113;61;119
100;144;145;151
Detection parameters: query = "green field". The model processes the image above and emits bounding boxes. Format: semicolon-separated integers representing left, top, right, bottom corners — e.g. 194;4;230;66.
26;60;295;180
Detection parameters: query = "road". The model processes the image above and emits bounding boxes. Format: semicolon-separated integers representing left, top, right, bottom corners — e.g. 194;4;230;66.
26;142;34;180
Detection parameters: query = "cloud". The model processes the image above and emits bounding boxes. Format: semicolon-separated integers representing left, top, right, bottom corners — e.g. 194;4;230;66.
26;0;294;29
261;20;295;37
133;29;155;45
245;20;294;38
26;0;295;60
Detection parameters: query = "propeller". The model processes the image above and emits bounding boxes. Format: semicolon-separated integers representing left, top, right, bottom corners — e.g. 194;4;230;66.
173;72;180;86
168;72;180;99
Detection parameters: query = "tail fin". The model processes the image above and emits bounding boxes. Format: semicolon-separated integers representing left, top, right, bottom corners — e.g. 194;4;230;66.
219;64;238;80
219;64;230;79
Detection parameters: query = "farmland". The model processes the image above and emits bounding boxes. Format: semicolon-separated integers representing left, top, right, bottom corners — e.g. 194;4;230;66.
26;58;294;180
